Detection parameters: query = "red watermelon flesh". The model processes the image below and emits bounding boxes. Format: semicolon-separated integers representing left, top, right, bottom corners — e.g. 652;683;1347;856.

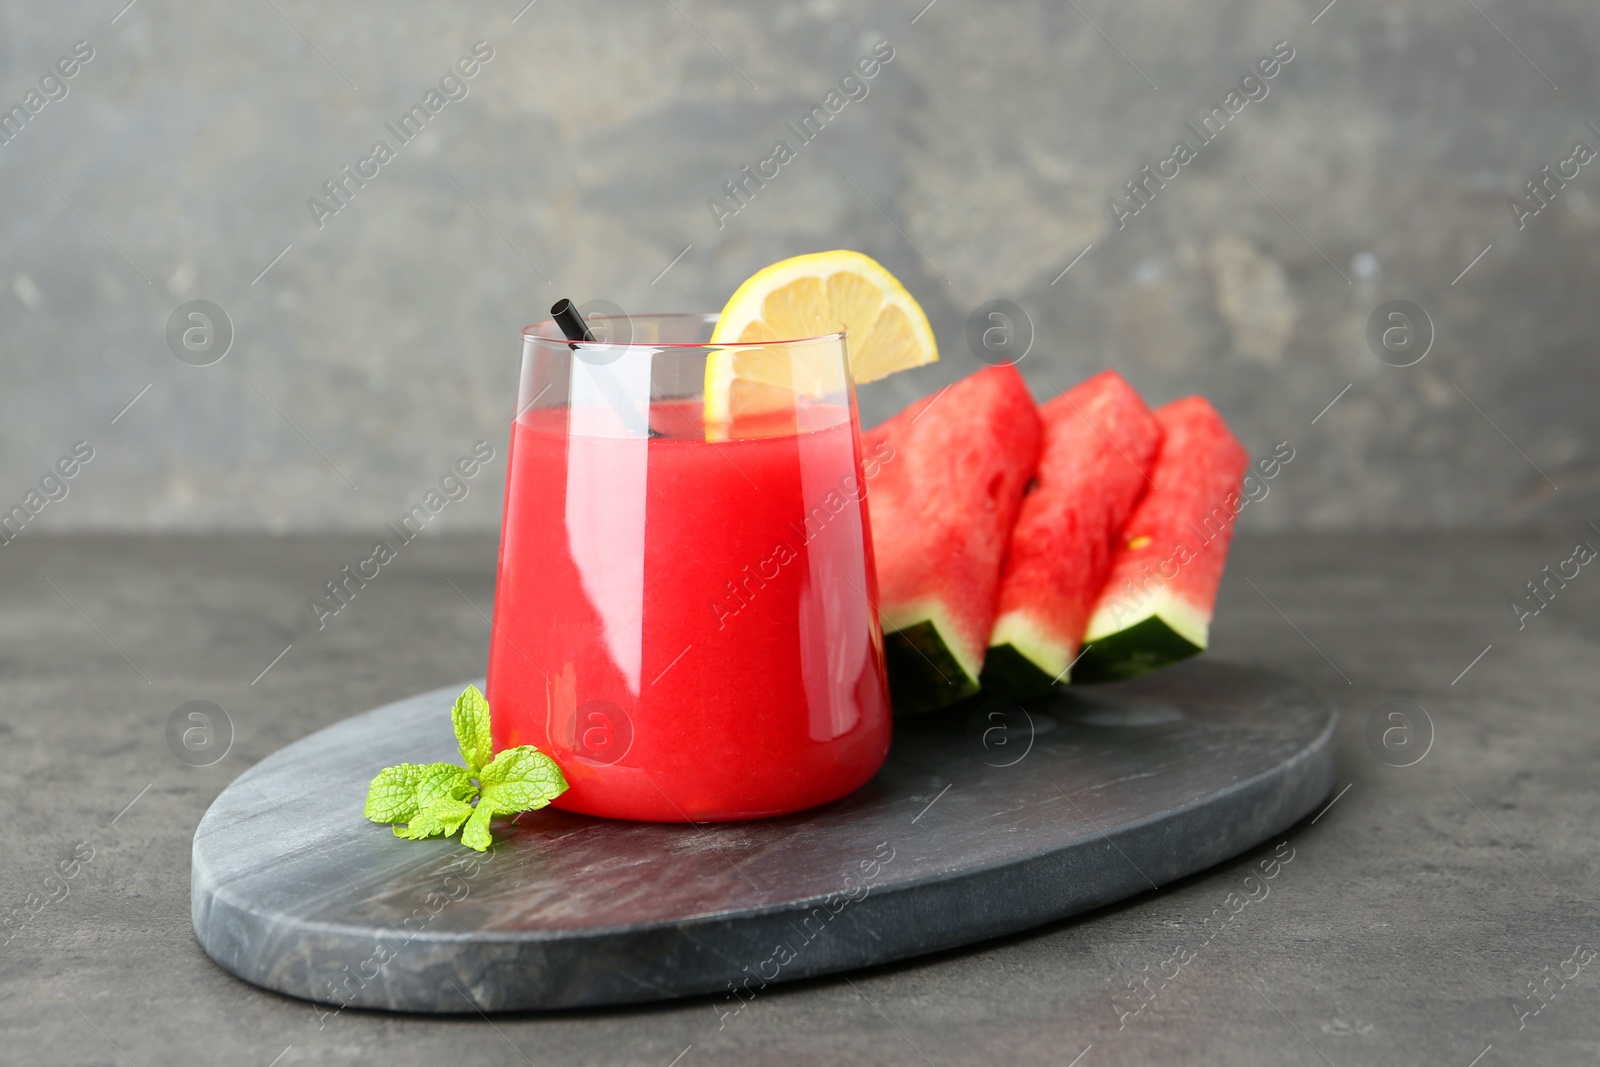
863;364;1042;712
1075;396;1250;682
980;370;1163;696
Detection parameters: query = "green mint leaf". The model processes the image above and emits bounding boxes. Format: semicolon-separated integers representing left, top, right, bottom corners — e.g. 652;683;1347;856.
478;746;569;816
363;762;473;824
418;763;476;806
365;764;428;823
452;684;493;775
394;796;475;840
458;748;569;851
365;688;569;852
460;803;495;852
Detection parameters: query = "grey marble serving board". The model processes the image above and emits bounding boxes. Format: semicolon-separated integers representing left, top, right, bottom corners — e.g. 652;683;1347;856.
191;660;1334;1013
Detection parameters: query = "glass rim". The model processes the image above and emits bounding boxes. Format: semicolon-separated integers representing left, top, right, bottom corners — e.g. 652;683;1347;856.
521;312;846;349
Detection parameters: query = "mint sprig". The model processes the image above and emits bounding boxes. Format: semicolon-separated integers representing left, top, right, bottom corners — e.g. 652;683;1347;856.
363;684;568;851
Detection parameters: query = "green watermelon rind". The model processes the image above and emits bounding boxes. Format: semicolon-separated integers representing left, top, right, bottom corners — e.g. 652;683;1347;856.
978;611;1071;698
882;617;981;713
976;641;1059;700
1075;588;1210;684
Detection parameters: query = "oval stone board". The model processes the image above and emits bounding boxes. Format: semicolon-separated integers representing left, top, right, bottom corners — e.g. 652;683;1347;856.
192;660;1335;1012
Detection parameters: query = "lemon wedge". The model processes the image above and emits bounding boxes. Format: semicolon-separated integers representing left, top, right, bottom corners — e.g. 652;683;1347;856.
705;251;938;432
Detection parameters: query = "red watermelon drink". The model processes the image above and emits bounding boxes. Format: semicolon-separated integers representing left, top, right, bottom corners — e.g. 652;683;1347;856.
1075;397;1250;682
486;314;891;823
980;371;1164;697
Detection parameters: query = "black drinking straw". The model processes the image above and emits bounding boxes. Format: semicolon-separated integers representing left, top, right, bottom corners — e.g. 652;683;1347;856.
550;298;653;437
551;298;595;346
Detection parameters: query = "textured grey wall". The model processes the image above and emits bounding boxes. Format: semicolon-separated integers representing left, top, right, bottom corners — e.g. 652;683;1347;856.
1;0;1595;534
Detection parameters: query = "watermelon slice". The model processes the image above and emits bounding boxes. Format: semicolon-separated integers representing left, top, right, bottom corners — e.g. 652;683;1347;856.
863;365;1042;713
1075;397;1249;682
980;371;1163;697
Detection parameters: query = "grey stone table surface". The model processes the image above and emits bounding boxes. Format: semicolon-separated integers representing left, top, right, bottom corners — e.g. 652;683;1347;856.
2;531;1597;1065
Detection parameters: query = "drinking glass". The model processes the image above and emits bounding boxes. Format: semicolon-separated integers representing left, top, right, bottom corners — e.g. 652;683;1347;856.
486;313;891;822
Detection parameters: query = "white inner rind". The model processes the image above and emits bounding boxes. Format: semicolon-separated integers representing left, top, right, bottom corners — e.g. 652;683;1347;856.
988;610;1072;680
882;597;983;683
1084;585;1211;650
